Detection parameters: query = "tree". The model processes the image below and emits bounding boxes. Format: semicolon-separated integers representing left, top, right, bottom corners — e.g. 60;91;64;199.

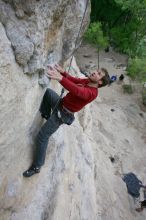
90;0;146;56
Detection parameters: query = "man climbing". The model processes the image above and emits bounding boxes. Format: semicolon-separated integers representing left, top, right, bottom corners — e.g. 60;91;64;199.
23;64;110;177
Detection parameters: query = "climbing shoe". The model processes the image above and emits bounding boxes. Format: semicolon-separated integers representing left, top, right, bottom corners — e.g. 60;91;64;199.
41;113;49;120
23;164;41;177
141;200;146;208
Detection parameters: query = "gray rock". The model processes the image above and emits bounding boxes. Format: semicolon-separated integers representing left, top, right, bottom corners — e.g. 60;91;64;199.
83;54;92;58
15;9;25;18
85;64;90;68
0;0;90;74
104;57;114;62
143;82;146;88
142;83;146;106
0;5;91;218
38;74;50;88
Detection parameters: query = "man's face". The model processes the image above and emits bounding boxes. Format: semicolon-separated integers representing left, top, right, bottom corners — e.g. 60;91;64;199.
89;70;105;83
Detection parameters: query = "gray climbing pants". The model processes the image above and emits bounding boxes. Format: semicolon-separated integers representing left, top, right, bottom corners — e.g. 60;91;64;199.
34;88;75;167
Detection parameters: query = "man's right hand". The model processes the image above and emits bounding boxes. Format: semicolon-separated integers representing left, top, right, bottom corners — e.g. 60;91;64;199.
54;64;64;74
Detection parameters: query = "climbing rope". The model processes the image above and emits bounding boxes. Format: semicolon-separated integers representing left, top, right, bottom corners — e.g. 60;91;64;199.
62;0;89;94
51;0;89;115
97;46;100;70
67;0;89;74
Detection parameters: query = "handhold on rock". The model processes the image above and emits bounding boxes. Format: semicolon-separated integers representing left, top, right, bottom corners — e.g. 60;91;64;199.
109;156;115;163
139;113;144;118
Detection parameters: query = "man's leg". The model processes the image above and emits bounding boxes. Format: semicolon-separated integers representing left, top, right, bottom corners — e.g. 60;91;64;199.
29;88;60;142
23;88;62;177
34;112;63;167
39;88;60;119
35;88;62;166
23;112;63;177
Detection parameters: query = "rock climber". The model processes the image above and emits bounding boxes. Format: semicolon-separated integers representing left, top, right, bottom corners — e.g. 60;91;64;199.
23;64;110;177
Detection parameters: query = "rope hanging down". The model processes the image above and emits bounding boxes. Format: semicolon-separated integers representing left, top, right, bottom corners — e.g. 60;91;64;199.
67;0;89;75
97;46;100;70
51;0;89;114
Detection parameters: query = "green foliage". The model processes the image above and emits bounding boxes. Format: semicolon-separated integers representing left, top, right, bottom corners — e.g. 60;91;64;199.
110;16;144;56
84;22;108;49
90;0;123;24
142;86;146;106
114;0;146;12
136;37;146;58
110;25;137;55
127;58;146;81
90;0;146;82
90;0;146;57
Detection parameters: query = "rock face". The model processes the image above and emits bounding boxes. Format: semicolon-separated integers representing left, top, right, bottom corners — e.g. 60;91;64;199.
0;1;90;219
0;0;90;76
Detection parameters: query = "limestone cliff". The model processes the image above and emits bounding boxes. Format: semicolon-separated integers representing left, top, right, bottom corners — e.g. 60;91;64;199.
0;0;90;75
0;1;91;219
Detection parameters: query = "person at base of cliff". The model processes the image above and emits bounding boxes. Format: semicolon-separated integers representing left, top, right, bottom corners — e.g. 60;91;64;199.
23;64;110;177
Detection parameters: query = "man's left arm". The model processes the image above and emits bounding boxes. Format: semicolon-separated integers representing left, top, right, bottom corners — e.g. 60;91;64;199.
54;64;88;84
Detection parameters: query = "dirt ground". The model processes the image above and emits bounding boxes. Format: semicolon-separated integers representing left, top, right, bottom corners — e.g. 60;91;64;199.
74;41;146;171
75;42;146;113
73;42;146;219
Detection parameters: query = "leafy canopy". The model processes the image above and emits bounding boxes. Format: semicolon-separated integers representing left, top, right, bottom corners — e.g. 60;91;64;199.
84;22;108;49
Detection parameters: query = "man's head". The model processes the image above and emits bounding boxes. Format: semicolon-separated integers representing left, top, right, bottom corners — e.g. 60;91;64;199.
89;68;110;88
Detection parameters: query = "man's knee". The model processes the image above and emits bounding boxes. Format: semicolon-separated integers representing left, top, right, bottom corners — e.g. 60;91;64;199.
46;88;52;95
44;88;54;99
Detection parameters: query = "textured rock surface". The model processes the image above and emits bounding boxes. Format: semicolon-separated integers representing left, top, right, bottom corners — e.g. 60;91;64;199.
0;0;90;219
0;0;90;76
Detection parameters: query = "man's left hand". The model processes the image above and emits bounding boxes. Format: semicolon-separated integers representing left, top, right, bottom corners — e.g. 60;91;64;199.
47;67;63;82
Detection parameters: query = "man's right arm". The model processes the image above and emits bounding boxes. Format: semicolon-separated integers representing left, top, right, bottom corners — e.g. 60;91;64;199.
61;72;88;84
59;76;95;100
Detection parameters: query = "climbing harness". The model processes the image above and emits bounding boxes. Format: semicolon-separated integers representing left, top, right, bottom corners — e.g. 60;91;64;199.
51;0;89;115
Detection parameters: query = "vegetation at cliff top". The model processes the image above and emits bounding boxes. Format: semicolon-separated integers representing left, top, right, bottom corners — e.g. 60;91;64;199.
84;0;146;82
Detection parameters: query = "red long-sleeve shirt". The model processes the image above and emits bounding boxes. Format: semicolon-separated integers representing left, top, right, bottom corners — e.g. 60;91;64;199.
59;72;98;112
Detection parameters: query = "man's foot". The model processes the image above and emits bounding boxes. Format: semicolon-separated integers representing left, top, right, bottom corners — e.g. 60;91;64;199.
41;113;49;120
23;164;41;177
135;207;143;212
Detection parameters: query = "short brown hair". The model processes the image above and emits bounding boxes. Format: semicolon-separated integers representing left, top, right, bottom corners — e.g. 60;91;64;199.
99;68;110;88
